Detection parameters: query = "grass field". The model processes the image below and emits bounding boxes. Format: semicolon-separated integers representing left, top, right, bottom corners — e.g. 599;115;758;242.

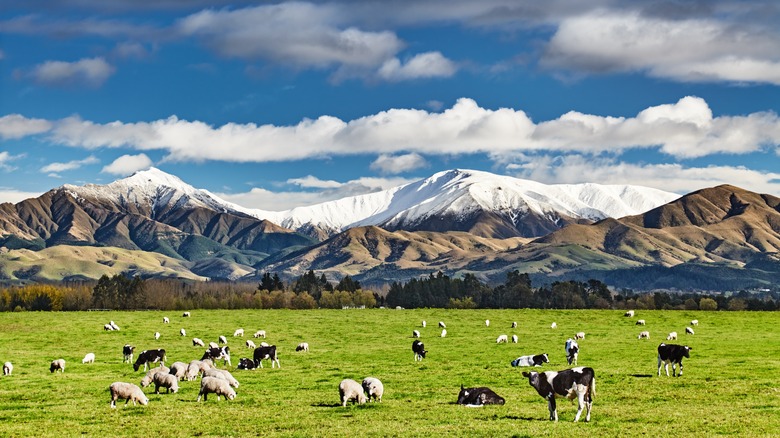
0;308;778;437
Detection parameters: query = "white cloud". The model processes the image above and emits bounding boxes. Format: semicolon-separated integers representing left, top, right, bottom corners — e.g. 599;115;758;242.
101;153;153;175
287;175;343;189
543;11;780;85
0;151;25;171
507;154;780;195
113;42;151;59
44;96;780;161
40;155;99;173
0;114;53;139
0;188;43;204
29;57;116;87
370;153;428;174
377;51;458;81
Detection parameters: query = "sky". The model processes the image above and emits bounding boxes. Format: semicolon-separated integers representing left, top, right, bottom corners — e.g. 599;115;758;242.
1;0;780;211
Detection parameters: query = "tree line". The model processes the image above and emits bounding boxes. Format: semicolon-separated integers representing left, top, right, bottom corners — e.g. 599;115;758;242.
0;270;777;311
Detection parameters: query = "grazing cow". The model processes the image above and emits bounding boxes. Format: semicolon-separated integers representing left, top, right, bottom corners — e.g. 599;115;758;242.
550;322;557;329
163;317;169;324
690;319;699;326
512;334;518;343
237;357;257;370
253;330;266;338
233;328;244;337
295;342;309;352
685;327;695;335
637;331;650;340
667;332;678;340
511;321;517;328
122;345;135;363
636;320;646;326
496;334;508;344
412;340;427;361
246;340;256;349
202;347;231;366
440;329;447;338
413;330;420;338
457;385;505;406
657;343;692;377
182;312;191;317
511;353;550;367
253;345;280;368
624;310;635;317
485;320;490;327
565;339;579;366
438;321;446;328
219;335;228;345
133;349;166;372
522;367;596;422
574;332;585;340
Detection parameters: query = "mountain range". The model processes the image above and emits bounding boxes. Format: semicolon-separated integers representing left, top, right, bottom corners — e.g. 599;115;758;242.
1;168;778;290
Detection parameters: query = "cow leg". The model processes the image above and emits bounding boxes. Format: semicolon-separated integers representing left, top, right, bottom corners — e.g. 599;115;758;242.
664;362;670;377
547;395;558;421
657;356;662;376
678;362;683;377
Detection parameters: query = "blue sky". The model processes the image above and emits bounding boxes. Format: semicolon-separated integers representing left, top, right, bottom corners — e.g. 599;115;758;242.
1;0;779;210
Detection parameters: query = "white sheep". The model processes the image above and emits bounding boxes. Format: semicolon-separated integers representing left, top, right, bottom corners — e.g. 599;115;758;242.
233;328;244;337
625;310;635;317
511;321;517;328
153;372;179;394
362;377;384;402
163;317;170;324
203;368;239;388
82;353;95;364
691;319;699;326
511;334;518;343
637;331;650;340
180;328;186;337
154;332;160;340
109;382;148;408
50;359;65;373
109;321;120;331
686;327;695;335
184;360;213;381
339;379;366;406
438;321;446;328
193;338;205;347
246;340;256;349
219;335;227;344
441;329;447;337
169;362;188;381
208;341;219;349
667;332;678;340
260;342;269;347
575;331;586;340
253;330;266;338
422;320;426;328
413;330;420;338
496;334;508;344
182;312;191;317
3;362;12;376
636;319;646;326
296;342;309;352
103;323;113;331
550;322;557;329
140;365;170;388
197;376;236;402
485;320;490;327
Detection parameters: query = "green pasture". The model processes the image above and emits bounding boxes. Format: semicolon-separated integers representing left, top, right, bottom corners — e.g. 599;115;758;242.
0;308;778;437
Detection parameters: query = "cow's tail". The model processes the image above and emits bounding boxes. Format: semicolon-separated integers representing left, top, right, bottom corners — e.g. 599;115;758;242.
589;375;596;400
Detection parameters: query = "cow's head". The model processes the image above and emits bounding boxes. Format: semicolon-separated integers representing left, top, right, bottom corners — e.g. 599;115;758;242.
683;346;692;358
541;353;549;363
522;371;540;389
133;362;140;372
457;385;470;404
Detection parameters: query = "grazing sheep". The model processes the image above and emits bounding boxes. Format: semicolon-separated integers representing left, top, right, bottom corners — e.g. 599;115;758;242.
233;328;244;337
140;366;170;387
259;342;269;347
496;334;508;344
422;320;426;328
3;362;12;376
203;368;240;388
511;321;517;328
485;320;490;327
575;332;586;340
667;332;678;340
208;341;219;349
154;332;160;340
104;324;113;331
339;379;367;406
362;377;384;402
636;320;646;326
82;353;95;364
512;334;518;343
439;321;446;328
153;372;179;394
638;331;650;340
50;359;65;373
182;312;191;317
253;330;266;338
169;361;188;380
197;376;236;402
163;317;170;324
625;310;635;317
180;328;186;337
441;329;447;338
550;322;557;329
109;321;120;331
185;360;210;381
413;330;420;338
246;340;256;349
690;319;699;326
109;382;148;408
296;342;309;352
685;327;695;335
219;335;228;345
193;338;205;347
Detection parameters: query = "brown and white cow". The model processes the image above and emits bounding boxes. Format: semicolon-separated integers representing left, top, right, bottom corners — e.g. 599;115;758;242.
522;367;595;422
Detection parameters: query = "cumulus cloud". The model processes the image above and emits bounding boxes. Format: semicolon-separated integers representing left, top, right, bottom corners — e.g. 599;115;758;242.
43;96;780;161
370;153;428;174
40;155;99;174
543;11;780;85
28;57;116;87
0;114;52;139
101;153;153;175
377;51;458;81
0;188;43;204
507;154;780;195
287;175;343;189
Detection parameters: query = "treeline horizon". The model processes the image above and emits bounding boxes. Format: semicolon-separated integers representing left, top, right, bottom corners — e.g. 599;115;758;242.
0;270;777;312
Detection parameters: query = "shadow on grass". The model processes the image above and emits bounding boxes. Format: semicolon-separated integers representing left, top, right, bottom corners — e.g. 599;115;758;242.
630;374;654;378
311;402;344;408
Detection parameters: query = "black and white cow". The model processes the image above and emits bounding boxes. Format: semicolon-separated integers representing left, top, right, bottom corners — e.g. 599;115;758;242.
122;344;135;363
236;357;257;370
511;353;549;367
657;343;692;377
522;367;596;422
456;385;505;406
565;338;579;366
253;345;280;368
133;349;166;372
202;346;231;366
412;340;427;361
